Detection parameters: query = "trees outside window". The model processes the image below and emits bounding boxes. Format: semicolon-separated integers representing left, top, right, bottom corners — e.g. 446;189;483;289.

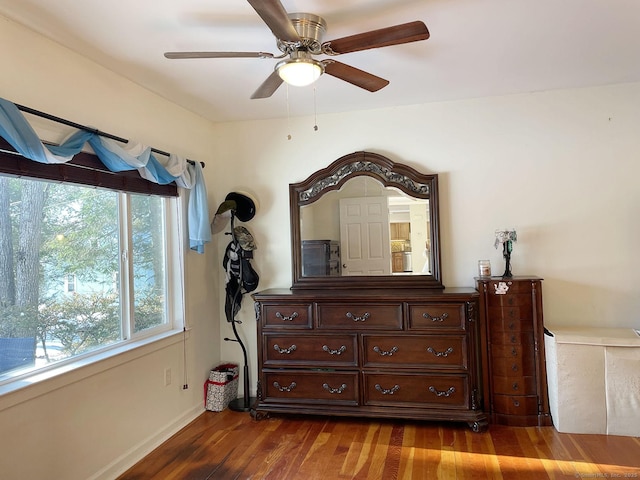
0;175;173;377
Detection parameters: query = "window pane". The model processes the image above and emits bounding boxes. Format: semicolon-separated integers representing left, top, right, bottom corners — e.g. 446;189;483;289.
130;194;167;333
0;176;122;376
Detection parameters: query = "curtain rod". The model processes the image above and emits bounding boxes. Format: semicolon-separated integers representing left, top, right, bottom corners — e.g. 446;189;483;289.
15;103;204;168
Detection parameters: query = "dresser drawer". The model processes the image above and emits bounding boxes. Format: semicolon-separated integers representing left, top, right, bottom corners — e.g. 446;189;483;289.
490;354;536;377
263;370;358;404
492;375;537;395
485;280;536;296
487;293;533;308
490;343;535;361
492;394;538;415
407;303;466;331
362;335;467;369
487;313;534;333
364;373;468;408
263;334;358;367
490;331;534;346
317;303;402;330
262;304;312;329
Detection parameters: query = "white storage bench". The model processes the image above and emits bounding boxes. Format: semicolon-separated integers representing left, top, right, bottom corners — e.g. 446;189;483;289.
544;327;640;436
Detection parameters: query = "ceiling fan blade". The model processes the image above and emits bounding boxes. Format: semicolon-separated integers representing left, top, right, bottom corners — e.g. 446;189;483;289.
323;60;389;92
251;70;284;99
247;0;300;43
164;51;275;59
322;21;429;55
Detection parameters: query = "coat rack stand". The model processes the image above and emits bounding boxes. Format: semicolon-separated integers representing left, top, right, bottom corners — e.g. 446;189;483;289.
224;212;256;412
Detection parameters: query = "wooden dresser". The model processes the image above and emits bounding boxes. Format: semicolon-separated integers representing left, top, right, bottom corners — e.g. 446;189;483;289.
476;276;552;426
252;288;488;432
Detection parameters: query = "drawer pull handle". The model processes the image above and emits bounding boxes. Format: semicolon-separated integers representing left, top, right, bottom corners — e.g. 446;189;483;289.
273;344;297;354
429;386;456;397
275;312;299;322
512;382;519;391
509;321;516;330
375;384;400;395
346;311;370;322
510;335;517;343
323;383;347;394
427;346;454;358
273;381;297;392
322;345;347;355
422;312;449;322
511;347;518;357
513;399;520;407
512;364;519;372
373;345;399;356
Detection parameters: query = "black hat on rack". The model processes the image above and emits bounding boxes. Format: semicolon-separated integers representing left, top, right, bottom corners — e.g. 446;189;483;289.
210;191;257;234
225;192;256;222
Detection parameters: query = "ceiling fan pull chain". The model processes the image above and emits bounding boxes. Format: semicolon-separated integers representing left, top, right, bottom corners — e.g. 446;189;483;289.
286;84;292;140
313;86;319;132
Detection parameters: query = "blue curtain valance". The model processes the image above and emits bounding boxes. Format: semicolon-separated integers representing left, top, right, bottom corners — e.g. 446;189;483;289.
0;97;210;253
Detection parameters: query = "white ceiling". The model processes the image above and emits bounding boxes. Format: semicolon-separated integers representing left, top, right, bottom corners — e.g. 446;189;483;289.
2;0;639;123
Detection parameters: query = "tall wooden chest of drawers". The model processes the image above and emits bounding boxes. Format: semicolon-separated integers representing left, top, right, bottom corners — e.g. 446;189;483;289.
476;276;552;426
252;288;488;432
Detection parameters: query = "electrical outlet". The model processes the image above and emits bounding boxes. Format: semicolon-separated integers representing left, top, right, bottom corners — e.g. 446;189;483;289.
164;367;172;386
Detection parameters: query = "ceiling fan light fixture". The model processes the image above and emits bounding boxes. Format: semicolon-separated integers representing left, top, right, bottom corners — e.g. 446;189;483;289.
276;56;324;87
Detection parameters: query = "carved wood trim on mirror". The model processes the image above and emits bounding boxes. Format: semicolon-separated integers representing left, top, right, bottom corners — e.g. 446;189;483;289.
290;151;443;290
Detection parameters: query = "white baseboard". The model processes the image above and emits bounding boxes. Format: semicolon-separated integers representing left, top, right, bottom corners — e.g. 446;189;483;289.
89;403;205;480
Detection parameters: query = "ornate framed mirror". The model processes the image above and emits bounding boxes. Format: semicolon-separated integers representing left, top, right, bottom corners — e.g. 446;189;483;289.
290;151;443;290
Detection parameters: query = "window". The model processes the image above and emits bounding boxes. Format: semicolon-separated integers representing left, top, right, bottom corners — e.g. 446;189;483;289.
0;174;181;380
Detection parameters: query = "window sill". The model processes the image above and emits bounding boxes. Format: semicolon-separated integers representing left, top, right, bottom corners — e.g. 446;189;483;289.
0;328;188;413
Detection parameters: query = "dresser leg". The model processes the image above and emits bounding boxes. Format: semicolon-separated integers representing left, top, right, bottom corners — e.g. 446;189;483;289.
469;418;489;433
251;409;270;421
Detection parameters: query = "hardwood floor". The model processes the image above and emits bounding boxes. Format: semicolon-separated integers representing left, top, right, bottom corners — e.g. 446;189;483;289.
118;410;640;479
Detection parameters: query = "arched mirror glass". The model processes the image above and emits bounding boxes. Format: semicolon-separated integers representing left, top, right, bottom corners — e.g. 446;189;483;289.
290;151;443;290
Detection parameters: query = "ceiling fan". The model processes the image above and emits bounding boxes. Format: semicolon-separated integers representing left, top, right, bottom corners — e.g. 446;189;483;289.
164;0;430;99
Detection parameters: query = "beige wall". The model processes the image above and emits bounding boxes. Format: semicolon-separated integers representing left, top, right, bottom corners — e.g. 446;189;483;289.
2;11;640;480
0;16;221;480
215;83;640;391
